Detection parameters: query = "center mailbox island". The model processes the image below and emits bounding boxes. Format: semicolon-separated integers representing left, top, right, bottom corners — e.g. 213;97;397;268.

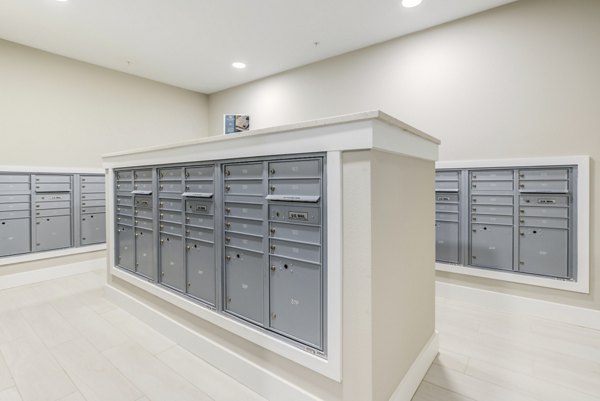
102;111;440;401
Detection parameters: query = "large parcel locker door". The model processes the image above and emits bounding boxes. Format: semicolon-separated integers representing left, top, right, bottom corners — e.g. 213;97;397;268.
519;228;568;278
160;234;185;291
81;213;106;245
186;239;216;304
470;224;513;270
0;218;31;257
36;215;71;251
135;229;154;278
435;221;459;264
116;225;134;270
224;247;265;325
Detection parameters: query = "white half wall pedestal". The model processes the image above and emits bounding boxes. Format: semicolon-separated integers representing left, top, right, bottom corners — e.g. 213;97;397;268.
102;110;440;401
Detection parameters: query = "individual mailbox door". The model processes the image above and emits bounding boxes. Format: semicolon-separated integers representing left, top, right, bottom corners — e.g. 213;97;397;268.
470;224;513;270
81;199;105;208
81;213;106;245
224;163;263;179
269;179;320;198
35;175;70;183
186;239;216;305
224;248;264;325
135;229;154;278
80;175;105;184
519;228;568;278
81;193;105;201
36;216;71;251
471;181;513;191
519;180;568;193
0;183;30;192
159;168;183;180
185;166;214;180
116;225;134;270
0;218;30;256
35;183;71;192
160;234;185;292
436;221;459;264
269;159;320;179
269;256;322;349
224;180;263;196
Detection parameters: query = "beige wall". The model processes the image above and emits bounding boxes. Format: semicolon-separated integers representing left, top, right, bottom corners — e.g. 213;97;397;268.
208;0;600;310
0;38;209;168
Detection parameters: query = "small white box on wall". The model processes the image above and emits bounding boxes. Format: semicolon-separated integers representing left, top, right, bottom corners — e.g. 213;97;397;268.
224;114;250;135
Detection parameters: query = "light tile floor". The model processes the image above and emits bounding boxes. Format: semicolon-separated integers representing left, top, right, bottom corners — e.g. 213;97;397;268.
0;269;598;401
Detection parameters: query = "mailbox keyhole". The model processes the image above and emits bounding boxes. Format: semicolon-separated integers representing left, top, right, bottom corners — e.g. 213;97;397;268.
533;230;537;234
194;244;197;248
166;237;170;242
1;222;5;225
90;215;94;218
284;264;289;269
236;254;241;259
276;212;280;217
483;226;487;230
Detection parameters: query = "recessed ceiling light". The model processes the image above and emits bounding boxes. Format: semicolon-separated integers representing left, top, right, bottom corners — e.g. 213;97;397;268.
232;62;246;69
401;0;422;8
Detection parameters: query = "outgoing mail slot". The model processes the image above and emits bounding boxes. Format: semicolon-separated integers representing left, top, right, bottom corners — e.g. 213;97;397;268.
519;206;568;218
158;168;183;180
225;202;263;220
35;201;71;210
519;217;568;229
185;166;214;180
225;218;263;236
225;232;263;253
269;159;320;179
269;205;320;225
134;196;153;209
224;180;263;196
186;214;214;229
36;183;71;192
519;180;568;193
270;238;320;264
0;202;30;212
224;163;263;180
0;175;30;183
0;183;30;192
519;195;569;206
471;214;513;225
186;199;214;215
435;193;459;203
518;168;568;181
133;169;152;180
470;205;513;216
269;222;320;245
35;175;70;183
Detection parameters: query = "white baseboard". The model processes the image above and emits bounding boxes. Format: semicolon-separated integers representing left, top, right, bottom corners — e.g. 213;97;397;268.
436;281;600;331
389;332;439;401
0;257;105;290
105;284;323;401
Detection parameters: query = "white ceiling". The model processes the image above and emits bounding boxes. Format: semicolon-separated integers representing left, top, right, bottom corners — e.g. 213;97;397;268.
0;0;516;94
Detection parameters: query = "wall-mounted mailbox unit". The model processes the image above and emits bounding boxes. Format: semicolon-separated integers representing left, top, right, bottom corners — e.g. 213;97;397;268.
435;164;579;282
0;170;106;260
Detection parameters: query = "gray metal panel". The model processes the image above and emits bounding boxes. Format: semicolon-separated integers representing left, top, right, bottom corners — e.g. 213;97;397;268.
116;215;133;226
225;232;263;253
160;234;185;292
435;221;459;264
269;205;320;225
0;210;30;219
35;183;71;192
35;215;71;251
159;211;183;223
471;195;513;205
224;163;263;179
0;183;30;192
35;175;70;183
35;201;70;210
185;166;214;180
225;202;263;220
185;226;213;242
134;208;153;219
470;205;513;216
269;256;322;349
519;168;568;181
471;170;513;181
519;180;568;193
269;179;320;197
519;227;568;278
81;199;106;207
471;180;513;191
0;202;30;212
519;206;568;218
35;208;71;218
0;194;30;203
519;217;568;229
81;193;105;201
81;213;106;245
116;206;133;216
224;247;264;324
0;174;30;183
435;193;459;203
186;214;214;229
471;214;513;225
270;239;320;264
269;159;320;179
269;222;320;245
224;180;263;196
186;239;216;305
135;228;154;278
470;223;513;270
0;218;31;256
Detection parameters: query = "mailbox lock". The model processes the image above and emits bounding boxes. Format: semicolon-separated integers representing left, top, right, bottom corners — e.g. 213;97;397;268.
519;184;525;188
472;217;476;221
226;255;231;261
187;283;191;287
270;168;276;175
225;185;231;191
270;245;276;250
472;184;477;188
520;219;525;223
225;237;231;242
186;245;191;250
225;170;231;176
270;228;276;234
225;208;231;214
186;217;190;221
270;265;276;271
185;186;190;190
186;230;190;234
270;186;276;192
159;185;164;190
160;213;164;217
520;210;524;214
185;172;190;178
472;208;476;212
520;232;525;236
272;313;277;319
160;239;164;244
227;297;232;303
